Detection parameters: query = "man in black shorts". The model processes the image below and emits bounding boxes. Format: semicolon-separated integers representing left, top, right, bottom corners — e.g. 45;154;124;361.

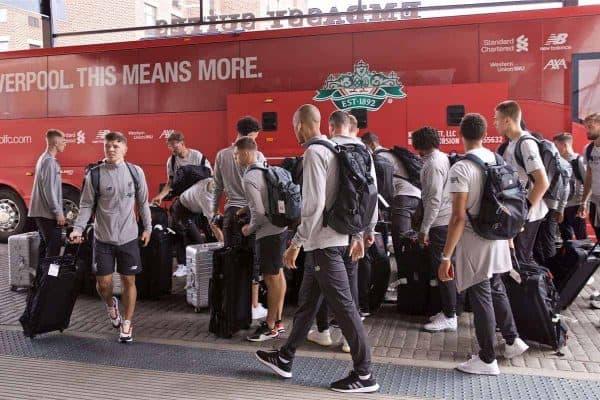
236;137;287;340
71;131;152;343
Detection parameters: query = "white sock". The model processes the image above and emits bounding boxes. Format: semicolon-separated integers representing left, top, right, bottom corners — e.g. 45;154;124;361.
359;373;371;380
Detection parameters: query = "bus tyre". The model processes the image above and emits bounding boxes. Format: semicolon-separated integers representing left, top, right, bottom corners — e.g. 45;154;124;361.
0;188;28;242
62;186;81;227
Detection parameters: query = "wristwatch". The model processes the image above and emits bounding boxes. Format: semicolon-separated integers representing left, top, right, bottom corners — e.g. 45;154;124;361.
441;255;451;261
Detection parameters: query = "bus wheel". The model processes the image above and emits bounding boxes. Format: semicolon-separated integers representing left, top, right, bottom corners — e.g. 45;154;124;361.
0;188;27;242
62;186;81;228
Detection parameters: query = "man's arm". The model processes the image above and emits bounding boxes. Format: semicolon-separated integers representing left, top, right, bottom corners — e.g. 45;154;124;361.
579;165;593;217
528;169;549;208
152;159;173;204
420;163;445;237
72;173;95;234
242;176;267;234
41;159;64;220
212;151;224;215
520;140;549;208
135;166;152;233
367;154;378;235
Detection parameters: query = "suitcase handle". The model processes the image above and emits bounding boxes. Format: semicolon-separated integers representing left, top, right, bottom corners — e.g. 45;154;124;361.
588;242;600;258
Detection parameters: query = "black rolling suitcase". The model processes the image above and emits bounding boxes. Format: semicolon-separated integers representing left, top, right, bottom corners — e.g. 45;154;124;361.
75;225;97;297
503;263;568;350
395;231;437;315
19;245;80;338
358;232;391;315
209;246;253;338
548;241;600;310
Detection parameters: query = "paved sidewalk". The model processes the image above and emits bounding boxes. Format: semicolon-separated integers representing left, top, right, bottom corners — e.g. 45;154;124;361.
2;243;600;379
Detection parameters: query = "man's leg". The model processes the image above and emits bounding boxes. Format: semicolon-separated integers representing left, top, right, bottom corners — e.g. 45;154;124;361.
120;275;137;321
466;279;497;364
170;200;188;273
559;206;577;242
313;247;371;377
533;211;558;266
315;301;330;332
391;195;419;269
590;203;600;240
35;217;62;257
490;274;518;344
222;206;242;248
280;251;327;360
116;240;142;342
94;240;120;329
514;220;543;265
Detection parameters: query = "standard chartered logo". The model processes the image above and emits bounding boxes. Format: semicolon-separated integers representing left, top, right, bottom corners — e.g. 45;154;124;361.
0;134;32;144
516;35;529;52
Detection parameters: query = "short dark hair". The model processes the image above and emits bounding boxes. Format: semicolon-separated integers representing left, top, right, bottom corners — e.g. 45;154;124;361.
45;129;64;141
411;126;440;151
237;116;261;136
460;113;487;141
495;100;521;122
585;113;600;124
104;131;127;144
361;131;380;146
235;136;257;151
347;114;358;130
553;132;573;143
329;111;350;129
167;131;184;142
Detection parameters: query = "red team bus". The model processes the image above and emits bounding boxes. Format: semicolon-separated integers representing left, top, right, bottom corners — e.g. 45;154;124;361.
0;5;599;240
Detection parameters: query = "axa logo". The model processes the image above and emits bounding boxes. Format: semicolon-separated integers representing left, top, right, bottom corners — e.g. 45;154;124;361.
313;60;406;111
516;35;529;52
75;130;85;144
160;129;175;139
545;33;568;46
544;58;567;70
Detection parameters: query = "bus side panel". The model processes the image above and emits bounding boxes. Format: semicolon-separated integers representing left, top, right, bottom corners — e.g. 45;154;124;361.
0;56;48;119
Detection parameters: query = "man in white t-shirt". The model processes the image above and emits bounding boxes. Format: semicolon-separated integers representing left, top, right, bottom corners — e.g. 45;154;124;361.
578;113;600;238
439;113;527;376
495;101;549;265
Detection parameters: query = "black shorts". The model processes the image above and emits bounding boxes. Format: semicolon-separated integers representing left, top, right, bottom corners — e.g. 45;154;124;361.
94;239;142;276
256;232;286;276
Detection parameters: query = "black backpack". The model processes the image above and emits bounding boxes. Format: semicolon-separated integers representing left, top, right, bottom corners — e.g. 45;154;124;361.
247;165;301;228
308;140;378;235
499;136;570;202
88;161;141;213
372;149;395;205
463;153;528;240
571;156;584;183
280;156;304;187
170;155;212;196
389;146;423;189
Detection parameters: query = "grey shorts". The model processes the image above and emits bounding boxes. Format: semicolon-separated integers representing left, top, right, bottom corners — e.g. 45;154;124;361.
93;238;142;276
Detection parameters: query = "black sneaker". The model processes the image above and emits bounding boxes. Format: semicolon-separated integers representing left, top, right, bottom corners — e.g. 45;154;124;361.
330;371;380;393
255;350;293;378
330;319;339;328
247;322;278;342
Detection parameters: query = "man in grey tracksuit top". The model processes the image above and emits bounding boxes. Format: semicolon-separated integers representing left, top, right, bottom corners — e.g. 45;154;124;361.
71;131;152;344
412;126;458;332
28;129;67;257
308;110;378;352
212;116;267;320
256;104;379;394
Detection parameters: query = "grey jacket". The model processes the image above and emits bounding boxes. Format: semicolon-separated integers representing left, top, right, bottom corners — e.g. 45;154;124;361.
212;144;265;213
28;151;63;220
419;149;452;235
291;135;352;252
243;162;288;240
73;161;152;246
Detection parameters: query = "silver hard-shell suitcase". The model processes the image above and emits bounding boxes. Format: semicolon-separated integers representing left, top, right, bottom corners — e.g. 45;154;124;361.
8;232;42;291
186;242;224;312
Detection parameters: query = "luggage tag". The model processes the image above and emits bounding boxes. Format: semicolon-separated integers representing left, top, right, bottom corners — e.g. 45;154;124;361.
277;200;286;214
48;263;60;277
508;268;522;284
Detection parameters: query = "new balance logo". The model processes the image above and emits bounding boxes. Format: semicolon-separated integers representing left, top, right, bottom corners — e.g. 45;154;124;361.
544;58;567;70
545;33;568;46
75;130;86;144
516;35;529;52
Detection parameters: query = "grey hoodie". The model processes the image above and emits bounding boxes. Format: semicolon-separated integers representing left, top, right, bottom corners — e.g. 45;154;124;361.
419;149;452;235
73;161;152;246
28;151;63;220
291;135;352;252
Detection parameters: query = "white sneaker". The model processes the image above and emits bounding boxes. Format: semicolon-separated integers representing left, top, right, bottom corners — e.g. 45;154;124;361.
341;337;350;353
251;303;268;320
119;320;133;343
307;329;333;346
424;314;457;332
173;264;189;278
106;296;121;329
428;311;443;322
588;277;595;286
456;355;500;376
503;338;529;359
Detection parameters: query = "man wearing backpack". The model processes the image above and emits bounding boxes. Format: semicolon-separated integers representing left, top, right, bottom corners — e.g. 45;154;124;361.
255;104;379;393
439;113;527;375
29;129;67;258
306;111;377;352
234;137;289;341
71;131;152;343
555;132;587;236
554;133;587;241
411;126;458;332
577;113;600;238
151;131;212;278
495;100;549;265
212;116;268;321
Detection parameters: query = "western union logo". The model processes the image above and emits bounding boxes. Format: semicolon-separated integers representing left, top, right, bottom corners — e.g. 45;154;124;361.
313;60;406;111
